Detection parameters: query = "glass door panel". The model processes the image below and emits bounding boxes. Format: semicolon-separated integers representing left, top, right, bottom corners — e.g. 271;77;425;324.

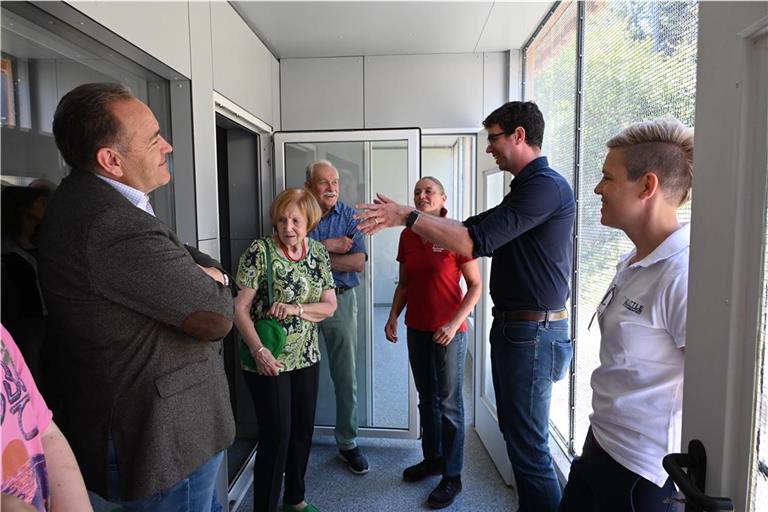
274;129;420;438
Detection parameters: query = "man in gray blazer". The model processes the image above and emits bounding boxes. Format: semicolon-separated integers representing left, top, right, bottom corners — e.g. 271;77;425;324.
38;83;235;511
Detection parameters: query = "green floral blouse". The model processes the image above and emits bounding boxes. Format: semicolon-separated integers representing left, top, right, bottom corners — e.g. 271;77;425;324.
236;236;334;373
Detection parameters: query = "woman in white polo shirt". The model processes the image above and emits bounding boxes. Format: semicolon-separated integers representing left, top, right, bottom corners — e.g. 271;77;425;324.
559;118;693;512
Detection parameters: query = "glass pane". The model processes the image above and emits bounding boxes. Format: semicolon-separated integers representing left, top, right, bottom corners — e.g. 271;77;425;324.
524;0;578;446
482;171;506;410
283;139;411;430
370;140;410;427
0;5;175;228
573;1;699;452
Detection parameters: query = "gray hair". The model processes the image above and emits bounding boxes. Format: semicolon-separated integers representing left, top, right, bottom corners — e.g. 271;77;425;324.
606;118;694;205
305;159;336;182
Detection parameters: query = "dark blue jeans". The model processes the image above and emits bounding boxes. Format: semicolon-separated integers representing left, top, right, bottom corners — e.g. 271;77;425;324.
558;429;676;512
407;328;467;477
107;438;224;512
490;317;572;512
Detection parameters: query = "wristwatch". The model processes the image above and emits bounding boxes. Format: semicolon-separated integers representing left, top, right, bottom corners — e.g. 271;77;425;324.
405;210;420;229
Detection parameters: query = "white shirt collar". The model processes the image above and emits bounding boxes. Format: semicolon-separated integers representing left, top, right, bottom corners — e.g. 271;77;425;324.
618;222;691;270
96;175;155;216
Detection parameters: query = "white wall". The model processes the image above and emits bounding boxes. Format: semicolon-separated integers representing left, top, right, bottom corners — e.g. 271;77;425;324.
67;1;279;249
281;52;509;131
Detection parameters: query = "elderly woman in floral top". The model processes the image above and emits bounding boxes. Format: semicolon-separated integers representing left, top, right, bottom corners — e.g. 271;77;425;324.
234;188;336;512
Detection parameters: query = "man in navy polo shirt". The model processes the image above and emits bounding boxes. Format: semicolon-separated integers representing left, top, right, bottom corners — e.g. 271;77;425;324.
305;160;369;475
357;102;575;511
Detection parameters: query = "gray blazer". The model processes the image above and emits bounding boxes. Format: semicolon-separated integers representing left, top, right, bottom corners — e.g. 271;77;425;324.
38;169;235;500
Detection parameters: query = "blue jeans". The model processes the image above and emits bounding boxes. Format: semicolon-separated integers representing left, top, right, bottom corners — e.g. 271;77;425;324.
407;328;467;477
490;317;572;512
106;437;224;512
558;429;676;512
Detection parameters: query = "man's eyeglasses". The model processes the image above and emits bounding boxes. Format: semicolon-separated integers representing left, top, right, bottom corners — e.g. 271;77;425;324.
487;131;508;144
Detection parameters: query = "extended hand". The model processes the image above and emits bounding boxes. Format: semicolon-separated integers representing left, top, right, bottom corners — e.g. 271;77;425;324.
384;316;398;343
323;236;354;254
433;323;458;346
354;193;410;235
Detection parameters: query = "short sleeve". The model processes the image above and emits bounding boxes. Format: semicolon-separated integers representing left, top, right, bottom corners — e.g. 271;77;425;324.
236;238;267;290
1;325;53;450
316;242;335;290
396;230;408;263
662;268;688;348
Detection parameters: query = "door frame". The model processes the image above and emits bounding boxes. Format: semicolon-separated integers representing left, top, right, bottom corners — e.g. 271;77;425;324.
273;128;422;439
682;5;768;510
473;164;515;486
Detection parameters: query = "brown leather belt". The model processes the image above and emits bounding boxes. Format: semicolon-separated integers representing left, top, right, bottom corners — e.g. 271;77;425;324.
491;307;567;322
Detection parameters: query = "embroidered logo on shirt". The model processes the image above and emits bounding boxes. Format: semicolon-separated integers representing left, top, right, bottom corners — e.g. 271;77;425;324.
622;297;645;315
432;245;445;253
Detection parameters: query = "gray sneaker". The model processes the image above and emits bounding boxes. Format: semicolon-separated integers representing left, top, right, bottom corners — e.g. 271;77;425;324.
338;447;369;474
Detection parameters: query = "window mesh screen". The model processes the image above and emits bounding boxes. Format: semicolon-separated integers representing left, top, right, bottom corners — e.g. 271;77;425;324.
525;0;698;455
574;0;698;452
524;0;578;447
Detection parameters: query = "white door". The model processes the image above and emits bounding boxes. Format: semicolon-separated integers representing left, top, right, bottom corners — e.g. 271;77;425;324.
473;142;515;483
273;128;421;439
677;4;768;510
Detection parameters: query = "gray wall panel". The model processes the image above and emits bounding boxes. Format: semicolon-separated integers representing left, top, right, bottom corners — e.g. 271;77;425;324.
364;53;483;129
483;52;508;119
280;57;364;130
189;2;220;242
211;2;274;126
69;1;191;77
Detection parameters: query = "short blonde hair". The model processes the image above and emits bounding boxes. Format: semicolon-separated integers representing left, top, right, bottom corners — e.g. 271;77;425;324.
607;118;694;205
270;188;323;232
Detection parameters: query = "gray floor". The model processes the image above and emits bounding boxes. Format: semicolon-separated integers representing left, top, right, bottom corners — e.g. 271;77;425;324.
235;356;519;511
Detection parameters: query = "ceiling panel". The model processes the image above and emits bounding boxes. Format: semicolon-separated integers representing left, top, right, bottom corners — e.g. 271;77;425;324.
232;1;553;59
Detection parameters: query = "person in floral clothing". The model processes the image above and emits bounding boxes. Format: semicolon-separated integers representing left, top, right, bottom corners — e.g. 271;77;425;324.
233;188;336;512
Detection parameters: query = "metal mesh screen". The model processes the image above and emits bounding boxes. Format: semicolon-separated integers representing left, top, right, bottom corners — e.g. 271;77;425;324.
525;0;698;455
523;0;578;448
574;0;698;453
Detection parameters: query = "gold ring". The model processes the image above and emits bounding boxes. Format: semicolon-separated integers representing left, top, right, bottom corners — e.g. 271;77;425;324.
374;217;379;225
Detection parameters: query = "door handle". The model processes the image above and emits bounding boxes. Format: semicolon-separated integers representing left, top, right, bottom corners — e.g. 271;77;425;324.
662;439;734;511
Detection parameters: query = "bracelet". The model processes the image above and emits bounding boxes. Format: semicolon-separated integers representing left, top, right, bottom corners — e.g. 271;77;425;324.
256;346;265;355
296;303;304;317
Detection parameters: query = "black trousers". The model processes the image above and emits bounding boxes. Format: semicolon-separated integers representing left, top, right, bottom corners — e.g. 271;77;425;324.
559;429;676;512
244;363;319;512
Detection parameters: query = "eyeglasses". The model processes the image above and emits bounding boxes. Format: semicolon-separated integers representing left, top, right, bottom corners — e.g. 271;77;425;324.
588;284;616;331
487;131;508;144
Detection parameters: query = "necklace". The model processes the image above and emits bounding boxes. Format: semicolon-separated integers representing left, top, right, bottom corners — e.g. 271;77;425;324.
278;238;306;262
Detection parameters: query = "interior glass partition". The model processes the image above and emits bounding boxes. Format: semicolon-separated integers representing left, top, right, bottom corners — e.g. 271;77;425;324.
274;129;421;438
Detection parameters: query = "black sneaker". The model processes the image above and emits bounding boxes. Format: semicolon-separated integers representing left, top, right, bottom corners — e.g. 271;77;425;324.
338;447;369;474
427;476;462;509
402;458;444;482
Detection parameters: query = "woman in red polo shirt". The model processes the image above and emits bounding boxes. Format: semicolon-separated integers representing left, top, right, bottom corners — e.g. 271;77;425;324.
384;176;481;509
